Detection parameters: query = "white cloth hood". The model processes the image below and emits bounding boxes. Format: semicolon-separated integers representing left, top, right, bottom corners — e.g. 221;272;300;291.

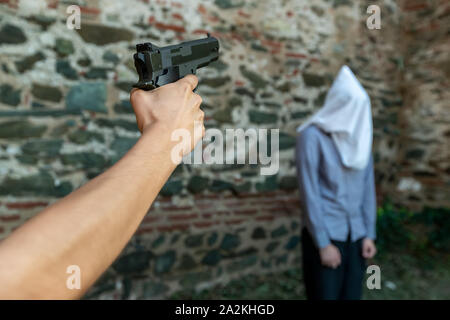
297;65;373;170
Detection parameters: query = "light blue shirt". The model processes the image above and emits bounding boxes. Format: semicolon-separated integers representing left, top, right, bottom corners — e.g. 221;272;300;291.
295;125;377;249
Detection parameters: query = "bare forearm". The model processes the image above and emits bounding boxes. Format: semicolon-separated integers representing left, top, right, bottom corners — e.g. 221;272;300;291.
0;125;176;299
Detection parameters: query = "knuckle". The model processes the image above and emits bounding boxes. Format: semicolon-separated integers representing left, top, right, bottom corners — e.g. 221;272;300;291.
179;81;190;92
194;94;203;105
130;89;143;101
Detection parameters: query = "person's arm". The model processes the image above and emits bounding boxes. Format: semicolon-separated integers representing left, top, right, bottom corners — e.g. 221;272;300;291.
295;130;330;249
362;155;376;240
0;75;204;299
296;131;341;268
362;155;377;259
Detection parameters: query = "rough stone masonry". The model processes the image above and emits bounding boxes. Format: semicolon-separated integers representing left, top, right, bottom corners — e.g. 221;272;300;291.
0;0;448;298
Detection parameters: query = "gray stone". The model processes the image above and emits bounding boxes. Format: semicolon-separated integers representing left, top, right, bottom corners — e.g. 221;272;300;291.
285;235;300;250
179;254;197;270
187;176;210;194
333;0;352;7
208;232;218;246
279;132;296;150
114;100;133;114
26;15;55;30
265;241;280;253
31;84;62;102
55;38;75;56
291;111;310;119
251;227;266;240
311;5;325;16
215;0;244;10
255;175;278;192
276;254;288;265
209;60;229;72
143;281;168;298
276;82;291;92
279;176;298;190
228;96;242;107
240;66;268;89
202;76;231;88
213;107;233;123
95;119;137;131
68;131;104;144
85;67;109;79
271;225;289;238
22;139;63;156
0;171;72;197
185;234;203;248
15;52;45;73
103;51;120;64
314;91;327;107
221;234;240;251
112;251;152;274
261;102;282;109
115;81;134;92
0;24;26;44
235;87;256;99
302;73;326;87
0;120;46;138
211;179;234;192
16;154;38;165
227;255;258;272
77;57;91;67
251;43;268;52
0;110;80;117
381;98;403;108
160;180;183;196
248;110;278;124
180;271;212;289
152;235;165;248
61;153;107;169
77;24;134;45
111;137;138;159
233;181;252;194
66;82;107;113
154;250;176;274
0;84;21;106
202;250;222;266
406;148;425;159
56;60;78;79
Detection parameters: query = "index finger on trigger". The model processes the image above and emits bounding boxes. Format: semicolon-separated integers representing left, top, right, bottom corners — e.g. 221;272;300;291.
179;74;199;92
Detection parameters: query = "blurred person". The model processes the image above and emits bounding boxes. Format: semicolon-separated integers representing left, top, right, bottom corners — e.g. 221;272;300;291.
0;75;204;299
295;66;377;300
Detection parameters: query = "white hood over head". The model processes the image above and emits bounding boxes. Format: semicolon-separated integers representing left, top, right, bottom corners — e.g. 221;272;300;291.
297;65;373;170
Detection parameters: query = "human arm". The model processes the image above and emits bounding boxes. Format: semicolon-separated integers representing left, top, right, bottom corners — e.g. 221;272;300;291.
296;130;330;249
296;130;341;268
0;75;204;299
362;155;377;258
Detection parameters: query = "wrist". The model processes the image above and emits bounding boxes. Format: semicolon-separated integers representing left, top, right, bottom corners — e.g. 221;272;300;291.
139;123;179;164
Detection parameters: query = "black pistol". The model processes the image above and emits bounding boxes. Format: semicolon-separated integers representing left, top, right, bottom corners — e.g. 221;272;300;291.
133;34;219;91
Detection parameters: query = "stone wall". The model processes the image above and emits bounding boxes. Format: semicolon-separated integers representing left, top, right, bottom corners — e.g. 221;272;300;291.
394;0;450;210
0;0;448;298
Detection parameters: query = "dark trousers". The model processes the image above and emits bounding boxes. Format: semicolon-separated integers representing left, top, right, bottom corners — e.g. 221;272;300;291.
301;228;366;300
